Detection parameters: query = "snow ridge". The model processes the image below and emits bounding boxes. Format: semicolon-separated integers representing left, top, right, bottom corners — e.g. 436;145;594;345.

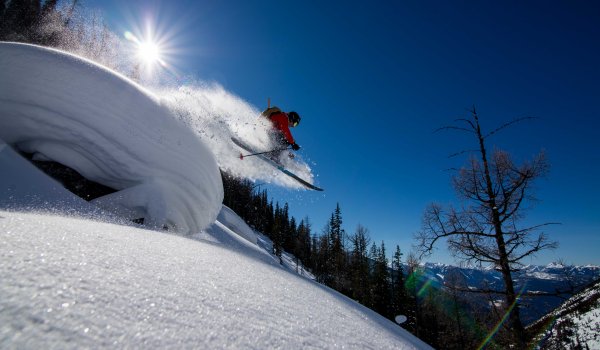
0;42;223;233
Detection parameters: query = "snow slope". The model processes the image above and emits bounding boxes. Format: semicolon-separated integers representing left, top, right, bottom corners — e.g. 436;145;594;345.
529;280;600;349
0;211;431;349
0;42;223;234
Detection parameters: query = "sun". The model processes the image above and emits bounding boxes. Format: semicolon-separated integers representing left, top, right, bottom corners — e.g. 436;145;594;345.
122;15;184;82
124;31;167;74
137;40;162;65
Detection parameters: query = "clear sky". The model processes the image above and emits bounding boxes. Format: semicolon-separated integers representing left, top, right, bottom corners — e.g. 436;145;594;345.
87;0;600;266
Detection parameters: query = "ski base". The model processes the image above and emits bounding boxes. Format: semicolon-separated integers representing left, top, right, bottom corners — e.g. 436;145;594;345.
231;137;324;191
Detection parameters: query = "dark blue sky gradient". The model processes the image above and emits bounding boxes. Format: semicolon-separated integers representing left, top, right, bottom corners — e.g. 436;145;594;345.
90;0;600;265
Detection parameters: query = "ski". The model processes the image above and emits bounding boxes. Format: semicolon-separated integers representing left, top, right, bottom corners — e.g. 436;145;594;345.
231;137;324;191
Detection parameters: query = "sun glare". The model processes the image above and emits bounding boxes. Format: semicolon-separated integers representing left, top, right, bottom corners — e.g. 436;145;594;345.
138;41;161;64
122;14;184;82
124;30;168;77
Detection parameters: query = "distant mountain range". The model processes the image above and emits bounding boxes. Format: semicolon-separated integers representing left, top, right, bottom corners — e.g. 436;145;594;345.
416;262;600;325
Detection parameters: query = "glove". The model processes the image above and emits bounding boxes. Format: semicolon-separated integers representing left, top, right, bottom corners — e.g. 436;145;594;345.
291;143;300;151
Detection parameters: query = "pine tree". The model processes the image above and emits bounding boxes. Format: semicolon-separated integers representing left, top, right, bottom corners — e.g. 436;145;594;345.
372;241;391;317
284;213;296;253
271;203;284;263
348;224;372;306
295;217;312;274
315;224;331;284
328;203;346;292
391;245;407;319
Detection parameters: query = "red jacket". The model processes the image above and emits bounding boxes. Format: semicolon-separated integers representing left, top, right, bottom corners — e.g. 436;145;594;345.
268;112;295;145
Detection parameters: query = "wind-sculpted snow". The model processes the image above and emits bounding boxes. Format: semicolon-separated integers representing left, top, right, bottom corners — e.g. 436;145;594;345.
158;85;316;189
0;42;222;233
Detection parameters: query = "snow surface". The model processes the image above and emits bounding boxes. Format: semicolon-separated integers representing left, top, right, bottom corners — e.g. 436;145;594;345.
532;281;600;349
0;42;222;234
569;304;600;349
0;210;431;349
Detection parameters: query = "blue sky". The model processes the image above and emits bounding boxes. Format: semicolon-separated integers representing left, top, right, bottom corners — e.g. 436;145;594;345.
89;0;600;266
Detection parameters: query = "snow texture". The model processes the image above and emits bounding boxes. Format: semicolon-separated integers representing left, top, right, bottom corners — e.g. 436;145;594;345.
532;280;600;349
0;211;432;349
214;205;258;244
0;42;223;234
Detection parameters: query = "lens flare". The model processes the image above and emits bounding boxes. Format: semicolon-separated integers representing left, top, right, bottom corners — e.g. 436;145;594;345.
477;284;528;350
530;316;558;349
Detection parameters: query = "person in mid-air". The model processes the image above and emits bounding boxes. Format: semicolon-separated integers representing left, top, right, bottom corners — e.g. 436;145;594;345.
261;106;301;160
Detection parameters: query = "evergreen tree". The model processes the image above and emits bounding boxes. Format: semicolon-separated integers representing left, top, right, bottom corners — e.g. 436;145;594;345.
271;203;284;263
348;224;372;306
301;217;312;265
391;245;407;319
371;241;391;317
316;220;332;285
295;217;312;274
310;233;319;273
284;210;296;252
328;203;346;292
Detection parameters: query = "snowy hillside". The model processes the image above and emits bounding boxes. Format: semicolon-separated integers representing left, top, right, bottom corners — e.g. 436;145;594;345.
0;210;431;349
528;280;600;349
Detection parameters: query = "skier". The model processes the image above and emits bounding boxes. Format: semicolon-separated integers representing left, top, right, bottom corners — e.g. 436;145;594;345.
261;106;301;160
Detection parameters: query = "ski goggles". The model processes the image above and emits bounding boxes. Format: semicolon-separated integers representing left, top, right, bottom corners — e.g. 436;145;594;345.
291;121;299;127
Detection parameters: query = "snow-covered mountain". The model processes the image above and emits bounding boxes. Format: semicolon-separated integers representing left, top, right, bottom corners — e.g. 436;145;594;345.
416;262;600;325
527;279;600;349
0;43;431;348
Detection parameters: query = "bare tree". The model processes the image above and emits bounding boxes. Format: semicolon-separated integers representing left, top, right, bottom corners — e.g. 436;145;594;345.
415;107;558;347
